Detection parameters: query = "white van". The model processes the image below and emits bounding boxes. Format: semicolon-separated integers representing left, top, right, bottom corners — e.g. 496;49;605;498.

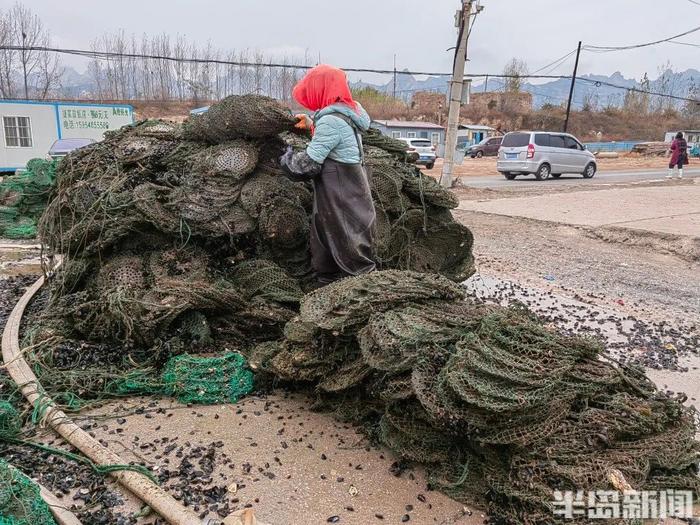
497;131;597;180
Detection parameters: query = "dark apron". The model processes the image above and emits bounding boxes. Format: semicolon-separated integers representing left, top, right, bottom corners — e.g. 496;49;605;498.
311;116;376;283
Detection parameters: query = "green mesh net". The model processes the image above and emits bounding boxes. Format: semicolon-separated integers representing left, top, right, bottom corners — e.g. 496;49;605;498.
229;259;304;304
362;128;414;161
0;460;57;525
0;402;21;441
117;353;254;405
162;353;254;404
0;158;57;239
182;94;296;142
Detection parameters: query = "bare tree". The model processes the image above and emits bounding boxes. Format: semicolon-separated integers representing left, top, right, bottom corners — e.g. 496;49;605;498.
501;58;529;117
624;73;650;115
684;77;700;118
503;58;529;93
0;3;61;99
651;61;680;113
34;38;62;98
581;90;599;112
63;25;316;102
0;10;17;98
11;3;44;98
172;35;188;100
253;50;265;95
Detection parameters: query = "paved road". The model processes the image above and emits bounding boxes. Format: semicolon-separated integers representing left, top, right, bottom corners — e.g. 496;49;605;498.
461;167;700;189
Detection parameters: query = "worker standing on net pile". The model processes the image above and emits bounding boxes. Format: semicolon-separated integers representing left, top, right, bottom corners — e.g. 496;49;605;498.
280;64;376;285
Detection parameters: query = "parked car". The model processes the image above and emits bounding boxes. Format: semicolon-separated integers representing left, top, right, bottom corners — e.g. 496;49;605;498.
497;131;597;180
48;138;96;160
399;138;437;169
467;136;503;158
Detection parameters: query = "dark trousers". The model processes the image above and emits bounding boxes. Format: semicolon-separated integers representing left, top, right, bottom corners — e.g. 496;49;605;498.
311;159;376;284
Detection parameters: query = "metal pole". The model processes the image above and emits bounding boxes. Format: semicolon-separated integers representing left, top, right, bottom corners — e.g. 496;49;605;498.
484;74;488;92
440;0;473;188
564;41;582;133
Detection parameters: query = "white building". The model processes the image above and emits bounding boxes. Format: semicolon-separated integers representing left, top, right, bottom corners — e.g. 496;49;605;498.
456;124;497;149
664;130;700;146
0;100;134;172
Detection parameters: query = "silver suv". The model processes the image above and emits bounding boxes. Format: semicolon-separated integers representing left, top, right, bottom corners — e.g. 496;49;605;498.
399;138;437;169
497;131;597;180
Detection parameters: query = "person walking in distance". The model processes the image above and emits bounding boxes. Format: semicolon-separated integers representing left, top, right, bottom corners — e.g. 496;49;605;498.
280;64;376;285
667;132;689;179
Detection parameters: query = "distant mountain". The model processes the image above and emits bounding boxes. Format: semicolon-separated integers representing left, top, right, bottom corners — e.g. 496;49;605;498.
352;68;700;109
353;69;450;99
56;66;96;98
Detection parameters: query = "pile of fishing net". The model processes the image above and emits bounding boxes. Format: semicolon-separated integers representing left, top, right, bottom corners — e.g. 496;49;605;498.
0;158;57;239
250;270;700;525
30;94;472;355
1;94;471;411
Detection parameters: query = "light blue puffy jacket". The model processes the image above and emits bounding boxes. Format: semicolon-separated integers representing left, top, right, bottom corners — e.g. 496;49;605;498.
306;102;371;165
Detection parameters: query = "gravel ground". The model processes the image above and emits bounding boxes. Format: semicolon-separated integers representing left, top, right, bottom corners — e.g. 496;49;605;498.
454;209;700;321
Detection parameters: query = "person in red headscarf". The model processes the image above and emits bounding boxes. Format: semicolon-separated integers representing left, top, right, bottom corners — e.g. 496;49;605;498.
280;64;376;285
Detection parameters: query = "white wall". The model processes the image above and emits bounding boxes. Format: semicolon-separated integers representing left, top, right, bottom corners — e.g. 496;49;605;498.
0;103;57;170
0;101;134;171
57;104;133;139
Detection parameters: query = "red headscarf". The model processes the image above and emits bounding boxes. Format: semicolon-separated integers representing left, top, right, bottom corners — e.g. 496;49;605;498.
292;64;358;113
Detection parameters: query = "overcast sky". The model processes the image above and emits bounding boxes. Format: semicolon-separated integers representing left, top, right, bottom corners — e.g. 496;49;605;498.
24;0;700;84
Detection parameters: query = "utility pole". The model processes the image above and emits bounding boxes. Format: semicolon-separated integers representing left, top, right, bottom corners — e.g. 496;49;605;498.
393;54;397;99
563;41;582;133
440;0;478;188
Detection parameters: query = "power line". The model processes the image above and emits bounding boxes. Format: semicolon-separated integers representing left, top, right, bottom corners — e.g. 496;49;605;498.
583;25;700;52
530;49;577;75
577;77;699;104
0;44;575;80
0;45;451;77
688;0;700;6
667;40;700;48
1;44;697;104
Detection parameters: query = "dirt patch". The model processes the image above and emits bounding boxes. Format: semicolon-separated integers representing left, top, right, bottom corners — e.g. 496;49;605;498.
0;244;43;277
585;226;700;263
80;395;481;525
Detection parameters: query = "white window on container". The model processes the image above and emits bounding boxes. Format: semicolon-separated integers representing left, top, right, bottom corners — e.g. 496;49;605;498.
406;131;417;138
391;131;401;139
431;132;440;145
3;116;33;148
